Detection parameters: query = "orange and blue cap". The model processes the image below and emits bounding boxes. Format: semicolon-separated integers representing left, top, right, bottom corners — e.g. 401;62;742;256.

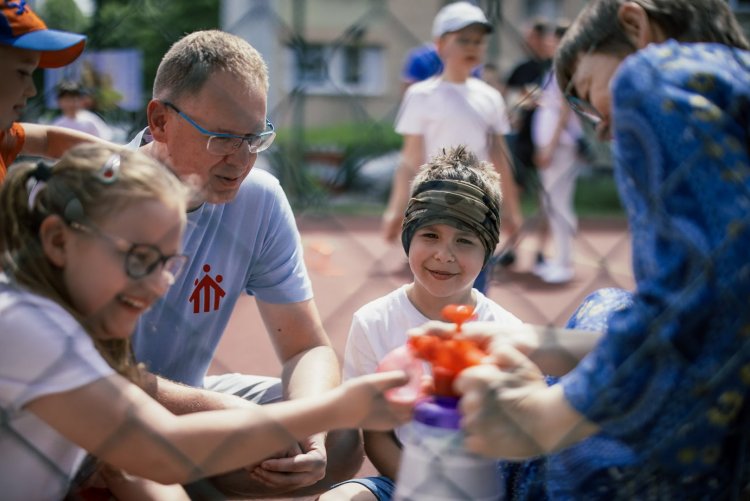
0;0;86;68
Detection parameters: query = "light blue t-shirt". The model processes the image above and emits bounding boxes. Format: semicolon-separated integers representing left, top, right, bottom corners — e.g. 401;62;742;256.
128;129;313;386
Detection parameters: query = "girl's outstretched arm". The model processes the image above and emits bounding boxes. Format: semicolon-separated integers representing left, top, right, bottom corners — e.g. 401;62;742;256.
26;371;411;485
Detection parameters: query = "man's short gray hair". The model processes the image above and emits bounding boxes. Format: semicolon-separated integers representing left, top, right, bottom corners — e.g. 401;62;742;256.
153;30;269;102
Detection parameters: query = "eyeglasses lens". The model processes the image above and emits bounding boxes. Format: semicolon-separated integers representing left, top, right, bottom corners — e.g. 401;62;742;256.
206;131;276;155
125;246;187;281
566;95;602;126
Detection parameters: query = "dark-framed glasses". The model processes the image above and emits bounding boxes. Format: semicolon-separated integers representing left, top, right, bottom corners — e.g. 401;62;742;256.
163;101;276;155
562;50;604;128
565;94;603;127
69;221;188;283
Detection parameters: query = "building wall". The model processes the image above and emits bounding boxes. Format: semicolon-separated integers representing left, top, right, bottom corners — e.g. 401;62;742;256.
222;0;749;131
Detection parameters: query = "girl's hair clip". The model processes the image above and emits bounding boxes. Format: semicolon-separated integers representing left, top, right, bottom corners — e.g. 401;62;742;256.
30;160;53;181
26;161;54;210
97;153;121;184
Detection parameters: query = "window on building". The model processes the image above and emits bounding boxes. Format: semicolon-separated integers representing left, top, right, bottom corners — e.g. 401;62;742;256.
729;0;750;11
286;42;384;96
524;0;561;19
295;44;328;85
343;45;362;85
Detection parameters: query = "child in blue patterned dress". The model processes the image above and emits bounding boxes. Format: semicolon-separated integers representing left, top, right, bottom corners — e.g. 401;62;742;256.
411;0;750;497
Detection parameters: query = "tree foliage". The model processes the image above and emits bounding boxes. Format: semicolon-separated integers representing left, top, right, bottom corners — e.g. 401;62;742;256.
39;0;88;33
33;0;220;112
85;0;220;102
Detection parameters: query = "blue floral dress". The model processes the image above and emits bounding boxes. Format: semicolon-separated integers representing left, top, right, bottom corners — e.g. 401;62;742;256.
558;41;750;498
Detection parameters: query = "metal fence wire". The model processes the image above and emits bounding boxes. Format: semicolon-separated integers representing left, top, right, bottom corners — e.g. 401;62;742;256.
5;0;750;499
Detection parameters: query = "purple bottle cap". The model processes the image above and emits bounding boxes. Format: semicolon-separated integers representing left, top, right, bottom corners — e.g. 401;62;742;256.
413;396;461;429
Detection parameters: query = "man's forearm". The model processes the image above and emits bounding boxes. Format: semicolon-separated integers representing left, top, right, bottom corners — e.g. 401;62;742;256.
281;346;341;400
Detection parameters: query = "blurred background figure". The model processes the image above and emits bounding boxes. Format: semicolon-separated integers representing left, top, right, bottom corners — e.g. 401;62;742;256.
52;81;113;140
531;19;584;284
496;17;554;267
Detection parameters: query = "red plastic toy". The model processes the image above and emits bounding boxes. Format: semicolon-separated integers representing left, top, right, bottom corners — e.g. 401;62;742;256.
407;304;486;397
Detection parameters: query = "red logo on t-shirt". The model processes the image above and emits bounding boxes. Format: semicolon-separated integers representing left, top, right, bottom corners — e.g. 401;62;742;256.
190;264;225;313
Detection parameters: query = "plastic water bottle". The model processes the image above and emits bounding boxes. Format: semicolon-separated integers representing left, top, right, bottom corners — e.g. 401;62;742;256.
394;395;502;501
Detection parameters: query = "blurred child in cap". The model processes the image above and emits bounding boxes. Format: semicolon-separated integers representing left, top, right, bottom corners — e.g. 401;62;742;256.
382;1;522;294
52;80;112;139
0;0;113;184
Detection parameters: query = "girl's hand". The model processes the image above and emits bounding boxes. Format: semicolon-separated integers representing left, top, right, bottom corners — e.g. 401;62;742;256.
456;345;597;459
340;371;414;431
455;345;549;459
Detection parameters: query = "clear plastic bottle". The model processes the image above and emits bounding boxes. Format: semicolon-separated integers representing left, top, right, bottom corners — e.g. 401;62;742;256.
394;395;502;501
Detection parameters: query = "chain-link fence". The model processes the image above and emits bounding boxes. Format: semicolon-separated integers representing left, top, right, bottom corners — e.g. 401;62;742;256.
4;0;750;499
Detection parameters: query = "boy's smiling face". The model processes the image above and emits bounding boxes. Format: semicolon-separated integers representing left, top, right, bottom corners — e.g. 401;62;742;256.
408;222;485;305
437;24;488;77
0;46;39;130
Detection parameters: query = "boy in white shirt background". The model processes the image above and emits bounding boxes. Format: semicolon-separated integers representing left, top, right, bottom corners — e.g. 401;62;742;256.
381;1;522;294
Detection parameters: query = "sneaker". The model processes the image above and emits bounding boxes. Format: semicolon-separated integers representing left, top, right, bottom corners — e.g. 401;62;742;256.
497;250;516;267
541;264;574;284
532;253;547;276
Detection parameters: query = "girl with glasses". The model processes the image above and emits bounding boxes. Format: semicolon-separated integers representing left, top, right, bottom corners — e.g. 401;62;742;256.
0;144;412;499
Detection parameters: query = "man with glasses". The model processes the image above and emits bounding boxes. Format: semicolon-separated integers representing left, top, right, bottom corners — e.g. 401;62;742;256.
126;30;359;498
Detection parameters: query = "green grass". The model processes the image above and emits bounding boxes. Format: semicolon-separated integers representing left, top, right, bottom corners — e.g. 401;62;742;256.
295;170;625;219
519;169;624;219
574;171;624;217
275;123;625;219
275;122;402;151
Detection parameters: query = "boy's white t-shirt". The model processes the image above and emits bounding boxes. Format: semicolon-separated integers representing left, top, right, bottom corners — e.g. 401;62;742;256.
0;274;114;500
395;76;511;161
343;284;522;444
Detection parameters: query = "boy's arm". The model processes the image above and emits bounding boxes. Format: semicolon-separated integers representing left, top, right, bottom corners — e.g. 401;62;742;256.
363;430;402;480
489;133;523;237
20;123;118;158
382;134;424;242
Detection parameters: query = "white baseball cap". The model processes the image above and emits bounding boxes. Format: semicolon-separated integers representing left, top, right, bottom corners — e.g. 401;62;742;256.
432;2;493;39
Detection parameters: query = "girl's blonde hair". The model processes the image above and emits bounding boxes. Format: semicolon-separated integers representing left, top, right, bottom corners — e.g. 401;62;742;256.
0;144;190;381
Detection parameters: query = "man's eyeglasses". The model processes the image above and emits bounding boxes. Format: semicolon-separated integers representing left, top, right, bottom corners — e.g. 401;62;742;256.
163;101;276;156
70;221;188;283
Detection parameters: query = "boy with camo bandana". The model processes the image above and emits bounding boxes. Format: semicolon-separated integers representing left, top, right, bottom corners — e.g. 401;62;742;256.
321;145;523;501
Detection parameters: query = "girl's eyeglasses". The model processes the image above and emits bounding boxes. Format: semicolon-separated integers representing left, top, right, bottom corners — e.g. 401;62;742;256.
562;45;605;127
565;94;604;126
70;221;188;284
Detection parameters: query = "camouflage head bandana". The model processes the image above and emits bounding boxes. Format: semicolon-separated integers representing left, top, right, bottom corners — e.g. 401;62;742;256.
401;179;500;264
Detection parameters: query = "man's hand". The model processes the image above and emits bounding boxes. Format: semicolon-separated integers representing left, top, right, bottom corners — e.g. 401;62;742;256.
248;433;327;490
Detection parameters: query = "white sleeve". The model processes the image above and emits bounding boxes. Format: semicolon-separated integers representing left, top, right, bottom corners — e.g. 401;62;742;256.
394;87;426;136
0;299;114;410
342;313;380;381
490;90;511;135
